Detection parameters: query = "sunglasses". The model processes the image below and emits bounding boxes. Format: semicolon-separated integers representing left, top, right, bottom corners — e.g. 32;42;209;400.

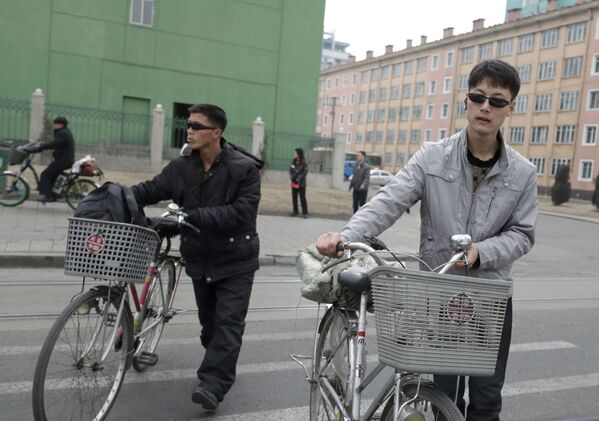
187;121;218;131
467;92;511;108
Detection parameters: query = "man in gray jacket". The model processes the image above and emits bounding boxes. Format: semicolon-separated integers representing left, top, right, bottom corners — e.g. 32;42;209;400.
317;59;538;420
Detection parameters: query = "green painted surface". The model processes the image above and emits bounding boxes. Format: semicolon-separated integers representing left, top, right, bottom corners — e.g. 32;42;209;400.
0;0;325;144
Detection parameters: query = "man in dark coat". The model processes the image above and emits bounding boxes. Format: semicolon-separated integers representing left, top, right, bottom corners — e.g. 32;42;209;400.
131;104;263;412
37;116;75;202
348;150;370;213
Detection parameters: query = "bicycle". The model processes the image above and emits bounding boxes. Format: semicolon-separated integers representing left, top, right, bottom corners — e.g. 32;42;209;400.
292;234;511;421
0;142;103;209
31;203;196;421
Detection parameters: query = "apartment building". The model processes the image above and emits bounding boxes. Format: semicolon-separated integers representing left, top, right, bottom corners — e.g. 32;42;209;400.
316;0;599;197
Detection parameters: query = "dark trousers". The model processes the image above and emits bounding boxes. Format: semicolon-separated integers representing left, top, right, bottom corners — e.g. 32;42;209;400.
192;271;255;400
38;159;70;198
352;189;368;213
435;298;513;421
291;186;308;215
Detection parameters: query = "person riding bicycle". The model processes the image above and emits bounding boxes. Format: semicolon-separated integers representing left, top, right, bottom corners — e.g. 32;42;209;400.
131;103;263;412
316;59;538;420
37;116;75;203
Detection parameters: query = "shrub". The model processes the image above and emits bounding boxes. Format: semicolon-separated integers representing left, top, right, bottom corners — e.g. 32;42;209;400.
592;175;599;209
551;164;571;206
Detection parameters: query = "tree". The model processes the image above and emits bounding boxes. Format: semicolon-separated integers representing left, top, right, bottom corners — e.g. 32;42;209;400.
39;114;53;142
592;175;599;209
551;164;571;206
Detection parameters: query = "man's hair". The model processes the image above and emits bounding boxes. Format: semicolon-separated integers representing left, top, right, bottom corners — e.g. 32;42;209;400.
468;60;520;100
358;151;366;157
53;116;68;127
187;104;228;131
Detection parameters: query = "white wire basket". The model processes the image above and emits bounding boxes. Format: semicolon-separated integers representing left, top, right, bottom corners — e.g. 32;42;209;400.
64;217;159;283
370;266;511;376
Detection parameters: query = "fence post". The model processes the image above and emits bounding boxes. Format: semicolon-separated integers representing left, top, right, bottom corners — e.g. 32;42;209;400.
251;116;264;158
150;104;165;173
29;88;45;141
331;132;345;189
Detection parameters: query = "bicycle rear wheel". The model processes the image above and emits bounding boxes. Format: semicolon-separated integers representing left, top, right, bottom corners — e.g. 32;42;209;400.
0;173;29;206
32;287;133;421
132;259;176;372
380;382;464;421
65;178;98;210
309;306;357;421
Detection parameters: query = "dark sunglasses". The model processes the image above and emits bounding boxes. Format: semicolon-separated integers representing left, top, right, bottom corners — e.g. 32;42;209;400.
187;121;218;131
467;92;511;108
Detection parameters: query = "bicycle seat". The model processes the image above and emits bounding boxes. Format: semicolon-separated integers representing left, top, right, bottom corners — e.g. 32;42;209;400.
337;267;371;292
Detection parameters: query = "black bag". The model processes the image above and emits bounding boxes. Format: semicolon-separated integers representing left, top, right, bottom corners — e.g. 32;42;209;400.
74;182;147;226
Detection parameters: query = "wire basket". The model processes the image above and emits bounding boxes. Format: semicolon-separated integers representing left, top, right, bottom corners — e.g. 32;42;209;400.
8;146;27;165
370;266;510;376
64;217;160;283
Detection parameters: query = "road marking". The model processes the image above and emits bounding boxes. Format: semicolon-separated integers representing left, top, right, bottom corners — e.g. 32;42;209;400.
503;372;599;397
509;341;576;352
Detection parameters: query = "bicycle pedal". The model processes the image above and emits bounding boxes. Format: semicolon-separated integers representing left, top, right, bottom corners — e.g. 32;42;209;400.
137;351;159;366
166;307;185;319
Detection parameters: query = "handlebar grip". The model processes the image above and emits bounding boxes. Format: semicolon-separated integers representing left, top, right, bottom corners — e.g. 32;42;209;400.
335;242;345;252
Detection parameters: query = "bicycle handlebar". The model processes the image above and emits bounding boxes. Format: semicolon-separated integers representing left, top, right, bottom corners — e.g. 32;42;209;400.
152;203;200;236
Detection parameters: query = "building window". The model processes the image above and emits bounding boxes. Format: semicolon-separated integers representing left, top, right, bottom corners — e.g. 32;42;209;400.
555;125;575;144
413;105;422;120
130;0;155;27
339;113;344;124
399;106;410;121
428;80;437;95
559;91;579;111
443;77;452;93
404;60;414;75
416;57;428;72
371;69;379;81
592;53;599;75
392;63;402;77
479;43;492;60
519;34;535;52
456;100;466;117
410;129;420;144
387;108;397;122
583;125;597;145
379;87;387;101
566;22;587;44
579;160;594;181
509;127;525;144
446;51;455;67
461;47;474;63
426;104;434;119
375;130;383;143
534;93;552;112
498;38;512;56
359;91;366;104
588;90;599;110
459;74;469;90
541;28;559;48
381;65;390;79
386;130;395;144
323;115;328;125
529;157;545;175
514;95;528;113
391;86;399;99
367;110;374;123
361;71;369;83
398;130;407;144
402;84;412;98
349;112;353;124
350;93;355;105
415;81;425;97
335;78;339;87
346;133;352;144
365;131;372;143
439;129;447;139
423;129;432;142
396;152;405;165
538;60;556;80
356;132;363;143
377;109;385;122
531;126;548;144
551;158;571;176
352;73;357;85
431;54;439;70
385;152;392;165
517;64;532;82
441;103;449;118
357;111;365;123
563;56;582;78
369;89;377;102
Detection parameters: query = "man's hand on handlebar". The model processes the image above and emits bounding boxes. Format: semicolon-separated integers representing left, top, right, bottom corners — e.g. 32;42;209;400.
452;244;480;270
316;232;344;258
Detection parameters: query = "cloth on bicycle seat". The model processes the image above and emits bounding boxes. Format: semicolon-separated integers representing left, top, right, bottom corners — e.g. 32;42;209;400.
296;243;376;310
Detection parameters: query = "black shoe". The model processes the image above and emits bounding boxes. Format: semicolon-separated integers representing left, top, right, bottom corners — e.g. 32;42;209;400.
302;214;308;219
38;195;56;203
192;385;219;411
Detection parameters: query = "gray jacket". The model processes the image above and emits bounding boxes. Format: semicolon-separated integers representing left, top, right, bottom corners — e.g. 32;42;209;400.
340;128;538;286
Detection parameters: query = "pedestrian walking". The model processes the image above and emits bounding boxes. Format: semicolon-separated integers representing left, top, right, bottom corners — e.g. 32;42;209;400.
289;147;308;218
37;116;75;203
348;150;370;213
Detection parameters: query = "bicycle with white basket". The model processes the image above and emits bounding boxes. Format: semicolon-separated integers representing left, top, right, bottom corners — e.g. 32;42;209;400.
292;234;511;421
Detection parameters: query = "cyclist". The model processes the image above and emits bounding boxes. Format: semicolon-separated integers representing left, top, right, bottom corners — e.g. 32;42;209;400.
316;59;538;420
131;104;263;412
37;116;75;203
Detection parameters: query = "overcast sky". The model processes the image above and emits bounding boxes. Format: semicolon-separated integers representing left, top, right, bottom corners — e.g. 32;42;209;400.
324;0;508;59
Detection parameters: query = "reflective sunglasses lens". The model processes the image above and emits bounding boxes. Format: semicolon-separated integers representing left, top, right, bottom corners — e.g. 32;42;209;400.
468;93;486;104
187;121;202;130
489;98;510;108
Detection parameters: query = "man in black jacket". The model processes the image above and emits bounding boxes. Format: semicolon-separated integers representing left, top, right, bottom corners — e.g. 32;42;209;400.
37;116;75;202
132;104;263;412
348;150;370;213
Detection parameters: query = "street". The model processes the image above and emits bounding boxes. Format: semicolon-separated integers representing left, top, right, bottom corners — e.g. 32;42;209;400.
1;213;599;420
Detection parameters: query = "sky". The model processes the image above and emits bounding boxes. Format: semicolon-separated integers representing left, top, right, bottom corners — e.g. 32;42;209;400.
324;0;508;59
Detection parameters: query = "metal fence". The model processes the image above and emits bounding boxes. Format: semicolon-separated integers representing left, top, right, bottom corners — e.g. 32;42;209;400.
266;130;334;173
0;98;30;141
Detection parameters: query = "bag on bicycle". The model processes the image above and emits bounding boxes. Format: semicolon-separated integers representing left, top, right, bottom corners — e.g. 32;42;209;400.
73;181;147;226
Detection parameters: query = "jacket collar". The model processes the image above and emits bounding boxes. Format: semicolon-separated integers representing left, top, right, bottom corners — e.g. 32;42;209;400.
458;126;509;176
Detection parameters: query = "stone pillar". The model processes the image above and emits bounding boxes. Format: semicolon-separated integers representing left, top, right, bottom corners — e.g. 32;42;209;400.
150;104;165;173
251;116;264;159
29;88;45;141
331;132;345;190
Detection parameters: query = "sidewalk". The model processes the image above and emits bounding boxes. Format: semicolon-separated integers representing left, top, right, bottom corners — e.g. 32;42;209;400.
0;193;597;267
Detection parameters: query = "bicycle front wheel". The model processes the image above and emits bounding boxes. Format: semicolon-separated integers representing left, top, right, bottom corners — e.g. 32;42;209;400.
309;306;357;421
65;178;98;210
32;288;133;421
0;173;29;206
380;382;464;421
132;259;176;372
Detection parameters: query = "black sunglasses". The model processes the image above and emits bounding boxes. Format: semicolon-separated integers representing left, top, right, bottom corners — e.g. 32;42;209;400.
467;93;511;108
187;120;218;131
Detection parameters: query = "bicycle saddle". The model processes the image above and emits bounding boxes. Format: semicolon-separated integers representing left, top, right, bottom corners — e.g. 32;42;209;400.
337;267;371;292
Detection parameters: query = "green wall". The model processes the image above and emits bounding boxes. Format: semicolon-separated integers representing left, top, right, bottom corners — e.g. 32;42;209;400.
0;0;325;140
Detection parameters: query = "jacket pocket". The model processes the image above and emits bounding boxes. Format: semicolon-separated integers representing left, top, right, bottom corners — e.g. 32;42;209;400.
484;181;523;220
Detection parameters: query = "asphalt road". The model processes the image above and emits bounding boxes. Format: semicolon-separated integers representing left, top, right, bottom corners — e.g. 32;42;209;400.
1;214;599;420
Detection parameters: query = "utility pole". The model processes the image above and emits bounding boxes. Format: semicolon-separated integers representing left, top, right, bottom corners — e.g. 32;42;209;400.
329;96;337;138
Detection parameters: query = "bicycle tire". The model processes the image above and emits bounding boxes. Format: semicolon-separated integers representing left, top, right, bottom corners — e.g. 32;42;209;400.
65;178;98;210
0;173;29;206
380;382;464;421
309;306;357;421
32;287;133;421
132;259;176;372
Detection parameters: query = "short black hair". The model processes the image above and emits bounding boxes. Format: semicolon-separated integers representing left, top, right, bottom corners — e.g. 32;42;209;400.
187;104;227;131
468;59;520;100
53;116;68;127
358;150;366;157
